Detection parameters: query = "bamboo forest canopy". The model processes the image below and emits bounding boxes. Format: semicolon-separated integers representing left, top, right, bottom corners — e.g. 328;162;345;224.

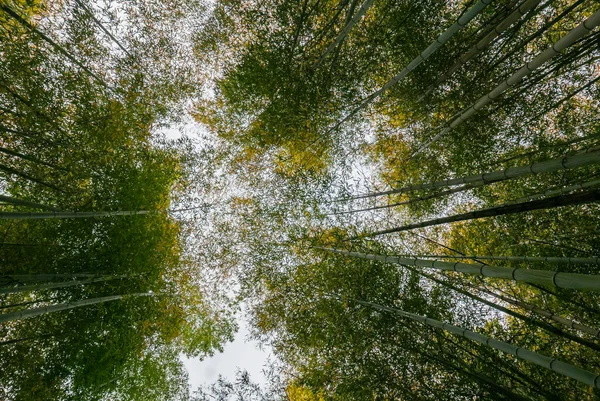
1;0;600;400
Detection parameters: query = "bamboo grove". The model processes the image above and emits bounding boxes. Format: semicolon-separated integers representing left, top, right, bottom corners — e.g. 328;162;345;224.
2;0;600;400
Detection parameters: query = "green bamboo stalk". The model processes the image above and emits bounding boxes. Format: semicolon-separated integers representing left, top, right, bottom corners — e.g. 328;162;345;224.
357;299;600;389
0;163;62;192
0;194;61;211
413;9;600;156
478;287;600;338
0;210;151;220
339;149;600;201
0;293;152;323
0;276;123;295
420;0;542;101
398;254;599;265
313;0;375;68
0;146;68;171
357;188;600;237
402;263;600;351
0;274;100;281
320;248;600;291
329;0;493;131
513;177;600;203
0;4;110;89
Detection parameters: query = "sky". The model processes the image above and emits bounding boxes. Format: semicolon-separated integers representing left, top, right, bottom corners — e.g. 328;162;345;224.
182;311;273;393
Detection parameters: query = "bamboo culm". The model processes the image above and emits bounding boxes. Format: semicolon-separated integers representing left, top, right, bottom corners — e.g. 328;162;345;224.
0;276;123;295
0;210;151;220
320;248;600;291
313;0;375;68
356;299;600;389
396;254;600;265
0;293;153;323
328;0;493;132
402;264;600;351
0;194;61;211
420;0;542;100
480;286;600;337
413;9;600;156
513;177;600;203
358;189;600;237
340;149;600;201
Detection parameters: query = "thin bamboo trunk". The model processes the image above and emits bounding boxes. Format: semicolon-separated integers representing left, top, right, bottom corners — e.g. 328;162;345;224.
413;9;600;156
399;254;599;265
333;181;490;215
0;163;62;192
0;146;68;171
320;248;600;291
479;287;600;337
357;189;600;237
0;276;122;295
0;194;61;211
313;0;375;68
357;299;600;389
339;149;600;200
0;210;150;220
329;0;493;131
513;177;600;203
403;264;600;351
420;0;542;100
0;5;109;89
1;274;100;282
0;293;152;323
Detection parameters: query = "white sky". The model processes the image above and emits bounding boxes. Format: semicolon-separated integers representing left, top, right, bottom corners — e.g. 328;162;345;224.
182;313;273;392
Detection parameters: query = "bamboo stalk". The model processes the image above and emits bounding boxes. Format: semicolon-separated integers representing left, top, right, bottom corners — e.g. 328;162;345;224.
394;254;600;265
320;248;600;291
420;0;542;100
328;0;493;131
357;189;600;237
0;276;123;295
357;299;600;389
0;194;61;211
0;210;150;220
413;9;600;156
339;149;600;201
0;293;152;323
313;0;375;68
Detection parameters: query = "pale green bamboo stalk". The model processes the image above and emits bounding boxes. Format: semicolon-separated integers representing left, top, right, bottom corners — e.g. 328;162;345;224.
0;293;152;323
340;148;600;200
0;276;123;295
0;194;61;211
330;0;493;130
413;9;600;156
420;0;542;100
478;287;600;337
0;210;150;219
356;299;600;389
1;274;100;281
319;248;600;290
358;188;600;237
395;254;600;265
313;0;375;68
513;177;600;203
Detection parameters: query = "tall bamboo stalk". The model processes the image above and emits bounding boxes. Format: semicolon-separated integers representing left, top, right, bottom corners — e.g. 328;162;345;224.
328;0;493;131
413;9;600;156
0;276;123;295
0;194;61;211
402;263;600;350
396;254;600;265
0;293;152;323
356;299;600;389
357;189;600;237
313;0;375;68
0;4;110;89
0;210;151;220
477;286;600;337
339;149;600;201
420;0;542;100
513;177;600;203
319;248;600;291
1;273;100;282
